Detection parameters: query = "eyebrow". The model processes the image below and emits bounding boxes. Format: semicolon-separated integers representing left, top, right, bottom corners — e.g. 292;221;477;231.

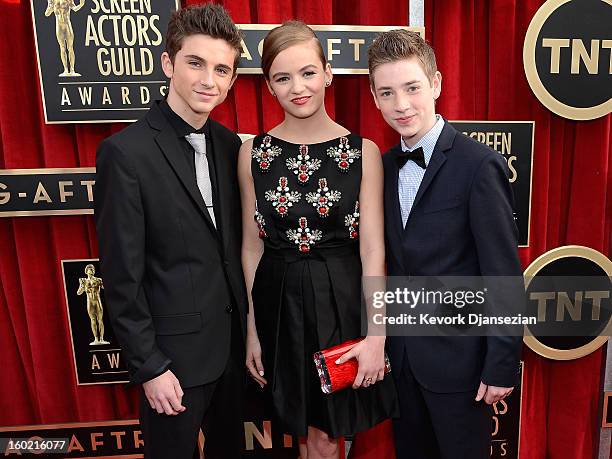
184;55;232;72
271;64;318;80
376;79;420;91
184;54;204;63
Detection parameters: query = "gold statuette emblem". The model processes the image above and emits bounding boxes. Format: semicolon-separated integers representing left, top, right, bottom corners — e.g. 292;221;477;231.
77;264;109;345
45;0;85;77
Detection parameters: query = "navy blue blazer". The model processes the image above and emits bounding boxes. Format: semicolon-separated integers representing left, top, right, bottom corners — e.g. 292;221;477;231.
383;121;522;392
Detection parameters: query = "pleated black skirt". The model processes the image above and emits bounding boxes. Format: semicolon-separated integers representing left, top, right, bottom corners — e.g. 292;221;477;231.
251;245;399;438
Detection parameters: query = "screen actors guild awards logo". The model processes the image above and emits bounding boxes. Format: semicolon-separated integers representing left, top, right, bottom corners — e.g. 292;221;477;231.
30;0;178;122
45;0;85;77
77;264;109;345
62;259;129;384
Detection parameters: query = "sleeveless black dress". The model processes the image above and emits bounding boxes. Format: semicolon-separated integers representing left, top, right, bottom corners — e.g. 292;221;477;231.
250;133;398;438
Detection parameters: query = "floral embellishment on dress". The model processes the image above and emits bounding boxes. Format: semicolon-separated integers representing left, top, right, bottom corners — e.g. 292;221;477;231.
345;201;360;239
265;177;302;218
306;178;342;218
252;135;282;173
326;137;361;173
286;217;322;253
254;201;268;239
286;145;321;185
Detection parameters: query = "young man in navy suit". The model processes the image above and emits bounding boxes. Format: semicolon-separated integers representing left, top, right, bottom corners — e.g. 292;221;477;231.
368;30;522;458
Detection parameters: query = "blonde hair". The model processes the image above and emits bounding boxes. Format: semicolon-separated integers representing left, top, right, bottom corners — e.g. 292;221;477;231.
261;21;326;79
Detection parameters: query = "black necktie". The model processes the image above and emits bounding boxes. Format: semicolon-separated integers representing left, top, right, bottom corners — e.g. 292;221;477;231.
396;146;426;169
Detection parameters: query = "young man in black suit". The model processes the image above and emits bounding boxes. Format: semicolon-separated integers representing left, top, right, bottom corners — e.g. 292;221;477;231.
368;30;523;458
95;5;246;458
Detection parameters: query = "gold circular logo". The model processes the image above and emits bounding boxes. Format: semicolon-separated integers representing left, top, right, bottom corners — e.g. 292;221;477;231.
523;0;612;120
523;245;612;360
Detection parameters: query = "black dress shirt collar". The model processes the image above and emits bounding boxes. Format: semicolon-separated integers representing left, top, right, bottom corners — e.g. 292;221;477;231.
159;98;211;138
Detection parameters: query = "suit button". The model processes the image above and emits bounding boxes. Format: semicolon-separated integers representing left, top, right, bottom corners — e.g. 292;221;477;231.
225;305;233;313
224;260;230;267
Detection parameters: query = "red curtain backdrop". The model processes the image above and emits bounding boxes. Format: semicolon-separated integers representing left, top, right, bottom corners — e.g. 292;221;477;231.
1;0;610;458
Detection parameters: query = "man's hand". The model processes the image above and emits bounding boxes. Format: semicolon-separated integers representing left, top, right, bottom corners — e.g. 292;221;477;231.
142;370;186;415
475;382;513;405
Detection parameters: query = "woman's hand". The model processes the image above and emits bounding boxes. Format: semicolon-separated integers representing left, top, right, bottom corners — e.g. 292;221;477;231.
245;326;267;388
335;336;386;389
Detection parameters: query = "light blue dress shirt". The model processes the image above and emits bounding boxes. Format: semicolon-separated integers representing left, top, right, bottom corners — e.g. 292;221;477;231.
398;115;445;226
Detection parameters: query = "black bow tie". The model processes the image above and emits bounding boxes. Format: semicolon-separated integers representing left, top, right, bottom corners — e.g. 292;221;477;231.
396;146;426;169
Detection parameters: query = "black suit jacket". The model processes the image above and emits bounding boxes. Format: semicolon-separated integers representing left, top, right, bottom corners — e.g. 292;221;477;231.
383;122;522;393
95;101;247;388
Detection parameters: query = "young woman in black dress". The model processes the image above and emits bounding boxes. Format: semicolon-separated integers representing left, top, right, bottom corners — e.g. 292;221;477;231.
238;21;398;459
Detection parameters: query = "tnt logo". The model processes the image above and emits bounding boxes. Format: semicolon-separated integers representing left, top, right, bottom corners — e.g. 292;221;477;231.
530;290;609;322
523;246;612;360
523;0;612;120
542;39;612;75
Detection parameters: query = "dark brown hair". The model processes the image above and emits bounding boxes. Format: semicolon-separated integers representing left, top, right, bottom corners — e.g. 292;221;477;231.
368;29;437;85
165;3;243;72
261;21;326;79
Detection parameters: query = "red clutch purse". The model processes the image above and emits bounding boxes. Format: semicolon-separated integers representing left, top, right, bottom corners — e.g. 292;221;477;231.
313;338;392;394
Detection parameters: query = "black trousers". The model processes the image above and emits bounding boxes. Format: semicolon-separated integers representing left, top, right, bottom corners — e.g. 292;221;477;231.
392;353;492;459
139;311;245;459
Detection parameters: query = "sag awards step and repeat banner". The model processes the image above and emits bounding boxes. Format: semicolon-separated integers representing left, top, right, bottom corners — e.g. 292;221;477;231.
2;0;611;456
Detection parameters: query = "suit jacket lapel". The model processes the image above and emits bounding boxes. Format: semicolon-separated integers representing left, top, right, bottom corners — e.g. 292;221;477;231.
385;145;405;243
409;150;446;214
147;104;219;238
405;122;456;227
207;123;232;255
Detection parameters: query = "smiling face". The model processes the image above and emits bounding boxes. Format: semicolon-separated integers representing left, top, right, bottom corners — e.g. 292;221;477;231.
162;33;237;128
371;56;442;148
267;40;332;120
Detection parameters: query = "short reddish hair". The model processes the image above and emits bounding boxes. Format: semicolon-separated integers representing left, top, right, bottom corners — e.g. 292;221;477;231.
368;29;437;85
